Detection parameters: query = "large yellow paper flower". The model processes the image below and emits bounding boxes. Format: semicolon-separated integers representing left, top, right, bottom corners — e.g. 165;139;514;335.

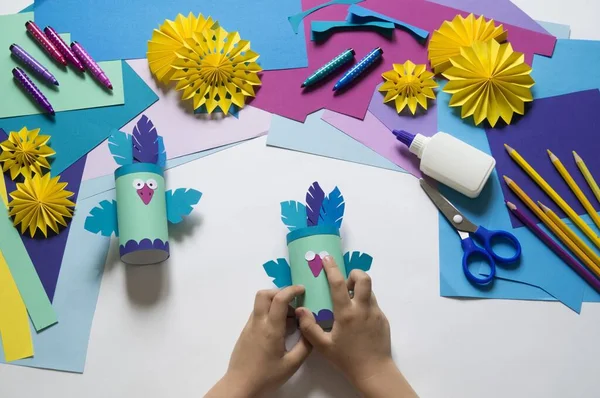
147;13;216;83
169;25;262;114
0;127;55;180
379;60;438;115
8;173;75;237
442;40;534;127
428;14;507;74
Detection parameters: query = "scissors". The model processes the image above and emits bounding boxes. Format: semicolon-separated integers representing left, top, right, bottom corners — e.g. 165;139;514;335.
420;179;522;285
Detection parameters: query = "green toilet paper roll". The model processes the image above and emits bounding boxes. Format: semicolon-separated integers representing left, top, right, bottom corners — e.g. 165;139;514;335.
115;163;169;265
287;225;346;330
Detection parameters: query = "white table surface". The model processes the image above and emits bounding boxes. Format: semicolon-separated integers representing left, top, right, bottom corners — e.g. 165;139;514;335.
1;1;600;397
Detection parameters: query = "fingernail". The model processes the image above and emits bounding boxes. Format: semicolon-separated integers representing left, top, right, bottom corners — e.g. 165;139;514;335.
323;255;333;264
295;308;305;317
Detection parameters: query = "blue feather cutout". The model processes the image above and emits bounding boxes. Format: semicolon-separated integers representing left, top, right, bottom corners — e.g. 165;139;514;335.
319;186;345;228
344;251;373;277
157;136;167;168
165;188;202;224
280;201;307;231
263;258;292;288
84;200;119;237
306;181;325;226
132;115;159;164
108;129;133;166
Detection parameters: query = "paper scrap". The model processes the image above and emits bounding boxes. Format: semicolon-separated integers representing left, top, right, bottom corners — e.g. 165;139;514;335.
428;13;507;73
343;251;372;276
34;0;308;70
535;20;570;39
263;258;292;288
310;20;394;41
379;60;438;114
0;127;54;180
0;250;34;362
0;61;158;176
166;189;203;224
442;40;534;127
346;4;429;41
288;0;363;33
0;13;124;119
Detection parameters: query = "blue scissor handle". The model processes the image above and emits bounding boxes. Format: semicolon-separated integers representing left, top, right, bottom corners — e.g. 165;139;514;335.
461;237;496;285
474;226;522;264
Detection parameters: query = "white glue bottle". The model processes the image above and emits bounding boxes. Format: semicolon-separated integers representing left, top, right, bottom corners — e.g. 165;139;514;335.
393;129;495;198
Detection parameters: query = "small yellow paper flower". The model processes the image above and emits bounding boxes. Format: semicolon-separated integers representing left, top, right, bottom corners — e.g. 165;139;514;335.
8;173;75;238
0;127;55;180
442;40;535;127
428;14;507;74
169;25;262;114
379;60;438;115
147;13;216;84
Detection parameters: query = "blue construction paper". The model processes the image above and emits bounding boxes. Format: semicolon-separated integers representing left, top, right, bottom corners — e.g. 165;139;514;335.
281;201;308;231
84;200;119;237
343;251;373;276
535;20;571;39
310;20;395;41
532;40;600;99
108;129;134;166
263;258;292;288
319;186;345;228
0;191;113;372
267;110;407;173
165;189;203;224
78;143;240;200
0;61;158;175
288;0;364;34
436;87;587;311
33;0;308;70
346;4;429;41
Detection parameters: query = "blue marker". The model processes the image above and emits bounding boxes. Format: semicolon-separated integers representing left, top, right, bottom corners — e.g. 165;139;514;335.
333;47;383;92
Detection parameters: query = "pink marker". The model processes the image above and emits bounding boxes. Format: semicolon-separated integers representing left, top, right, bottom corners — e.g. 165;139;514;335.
44;27;85;72
25;20;66;66
70;41;113;90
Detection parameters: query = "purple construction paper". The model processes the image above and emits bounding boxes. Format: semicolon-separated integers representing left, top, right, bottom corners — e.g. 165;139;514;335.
322;86;438;177
426;0;548;34
1;127;86;302
486;90;600;228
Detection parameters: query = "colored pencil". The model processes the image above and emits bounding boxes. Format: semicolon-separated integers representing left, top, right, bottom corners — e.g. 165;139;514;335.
506;201;600;294
539;201;600;268
503;175;600;279
548;150;600;230
504;144;600;249
574;151;600;205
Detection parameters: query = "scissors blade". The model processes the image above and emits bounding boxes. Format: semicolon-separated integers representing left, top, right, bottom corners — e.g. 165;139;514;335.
419;179;478;233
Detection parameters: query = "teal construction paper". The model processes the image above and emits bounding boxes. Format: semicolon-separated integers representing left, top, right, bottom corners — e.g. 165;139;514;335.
310;20;395;41
288;0;364;34
0;191;113;372
0;61;158;175
532;40;600;99
535;20;571;39
34;0;308;70
267;110;407;173
436;87;587;311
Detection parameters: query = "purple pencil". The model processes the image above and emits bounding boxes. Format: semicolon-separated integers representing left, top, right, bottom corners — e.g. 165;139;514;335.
12;67;55;115
44;27;85;72
10;44;59;86
506;201;600;294
70;41;113;90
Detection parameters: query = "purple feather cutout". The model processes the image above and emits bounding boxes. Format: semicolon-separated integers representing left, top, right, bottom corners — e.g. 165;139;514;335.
132;115;159;164
306;181;325;226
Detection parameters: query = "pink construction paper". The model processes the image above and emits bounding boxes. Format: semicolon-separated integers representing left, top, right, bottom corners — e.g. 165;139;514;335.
250;0;556;122
81;59;272;181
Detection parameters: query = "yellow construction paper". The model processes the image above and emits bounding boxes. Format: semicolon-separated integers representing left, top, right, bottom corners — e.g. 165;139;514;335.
442;40;534;127
8;173;75;238
169;24;262;114
379;60;438;115
147;13;217;84
0;127;55;181
428;14;507;74
0;249;34;362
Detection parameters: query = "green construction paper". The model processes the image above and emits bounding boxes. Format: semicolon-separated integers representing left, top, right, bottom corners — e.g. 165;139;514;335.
0;12;124;118
310;20;395;41
287;231;345;316
0;197;57;331
115;167;168;247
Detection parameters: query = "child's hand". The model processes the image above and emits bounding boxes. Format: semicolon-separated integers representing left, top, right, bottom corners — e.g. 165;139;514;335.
206;285;311;398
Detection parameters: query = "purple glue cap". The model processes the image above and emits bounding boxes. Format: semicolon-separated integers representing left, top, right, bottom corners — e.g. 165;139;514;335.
392;129;416;148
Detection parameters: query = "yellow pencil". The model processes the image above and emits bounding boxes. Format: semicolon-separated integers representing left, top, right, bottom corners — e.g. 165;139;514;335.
504;144;600;249
503;176;600;279
574;151;600;205
538;201;600;268
548;150;600;230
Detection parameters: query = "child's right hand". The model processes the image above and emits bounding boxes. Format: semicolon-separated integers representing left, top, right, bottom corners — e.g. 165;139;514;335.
296;255;417;397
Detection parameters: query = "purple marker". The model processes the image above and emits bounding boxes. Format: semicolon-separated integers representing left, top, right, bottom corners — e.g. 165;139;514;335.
12;67;55;115
10;44;59;86
44;27;85;72
70;41;113;90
